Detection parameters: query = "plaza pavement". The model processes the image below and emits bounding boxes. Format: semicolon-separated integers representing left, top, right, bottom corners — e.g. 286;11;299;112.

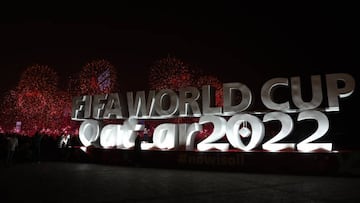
1;161;360;202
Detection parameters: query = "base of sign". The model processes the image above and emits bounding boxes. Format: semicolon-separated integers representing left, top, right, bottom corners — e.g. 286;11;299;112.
66;147;360;176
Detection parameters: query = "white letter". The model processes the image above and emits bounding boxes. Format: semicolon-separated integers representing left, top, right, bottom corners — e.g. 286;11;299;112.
326;73;355;112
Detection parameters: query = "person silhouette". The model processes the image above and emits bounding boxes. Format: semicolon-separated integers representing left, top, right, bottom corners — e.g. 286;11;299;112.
143;126;149;142
133;133;142;166
5;134;18;166
32;131;43;163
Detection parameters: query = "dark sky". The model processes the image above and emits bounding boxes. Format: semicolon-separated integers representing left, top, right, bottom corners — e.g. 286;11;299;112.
0;3;358;93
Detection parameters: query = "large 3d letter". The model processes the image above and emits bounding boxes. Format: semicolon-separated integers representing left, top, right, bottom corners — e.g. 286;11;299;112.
325;73;355;111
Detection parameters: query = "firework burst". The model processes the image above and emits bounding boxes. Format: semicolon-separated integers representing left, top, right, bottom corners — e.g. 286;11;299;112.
149;56;196;90
79;59;118;95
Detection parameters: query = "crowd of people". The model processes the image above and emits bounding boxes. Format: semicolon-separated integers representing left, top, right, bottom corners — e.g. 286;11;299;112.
0;130;81;167
0;124;156;167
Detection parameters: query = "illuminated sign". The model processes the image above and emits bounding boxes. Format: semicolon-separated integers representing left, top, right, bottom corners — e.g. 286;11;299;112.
72;73;355;152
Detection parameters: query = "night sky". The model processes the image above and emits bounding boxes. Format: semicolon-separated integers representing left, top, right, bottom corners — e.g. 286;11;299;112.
1;3;358;91
0;5;359;110
0;3;359;147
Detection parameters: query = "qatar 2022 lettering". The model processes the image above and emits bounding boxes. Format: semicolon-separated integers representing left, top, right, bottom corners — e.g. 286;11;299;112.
72;73;355;152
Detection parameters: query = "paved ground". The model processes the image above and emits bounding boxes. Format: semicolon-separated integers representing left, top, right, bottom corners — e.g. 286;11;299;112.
1;161;360;202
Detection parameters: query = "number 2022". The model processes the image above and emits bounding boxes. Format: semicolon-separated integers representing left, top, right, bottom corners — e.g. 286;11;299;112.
197;110;330;152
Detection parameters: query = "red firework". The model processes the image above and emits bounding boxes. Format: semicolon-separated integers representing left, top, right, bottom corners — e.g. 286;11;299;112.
149;56;196;90
79;59;118;95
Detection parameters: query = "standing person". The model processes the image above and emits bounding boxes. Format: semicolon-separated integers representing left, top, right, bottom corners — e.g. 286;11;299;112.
58;132;71;161
6;134;19;166
58;134;67;149
143;126;149;142
32;131;43;163
133;132;142;166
